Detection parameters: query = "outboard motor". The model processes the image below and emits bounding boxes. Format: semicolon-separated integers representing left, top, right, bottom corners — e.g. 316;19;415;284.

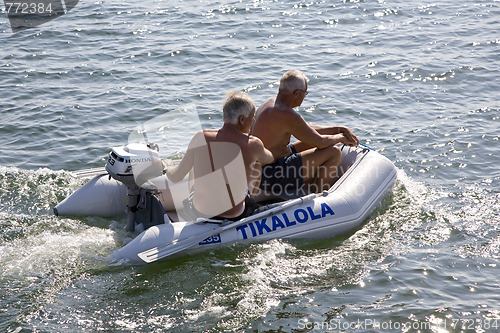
105;143;165;232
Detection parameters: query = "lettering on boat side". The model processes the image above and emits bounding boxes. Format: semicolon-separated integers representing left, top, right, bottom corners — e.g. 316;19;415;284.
236;203;335;240
199;234;221;245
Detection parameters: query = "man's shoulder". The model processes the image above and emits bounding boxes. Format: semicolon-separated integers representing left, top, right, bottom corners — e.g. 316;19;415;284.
242;134;263;150
200;129;219;139
189;129;218;148
247;134;265;146
201;129;218;135
270;106;301;124
260;104;298;120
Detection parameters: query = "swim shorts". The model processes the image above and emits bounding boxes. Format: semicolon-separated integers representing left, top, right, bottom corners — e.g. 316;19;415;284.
259;144;306;199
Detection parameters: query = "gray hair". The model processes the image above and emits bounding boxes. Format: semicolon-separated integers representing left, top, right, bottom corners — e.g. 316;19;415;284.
278;70;308;94
223;91;255;125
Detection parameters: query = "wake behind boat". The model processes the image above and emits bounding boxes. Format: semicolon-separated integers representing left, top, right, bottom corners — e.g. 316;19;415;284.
54;144;397;265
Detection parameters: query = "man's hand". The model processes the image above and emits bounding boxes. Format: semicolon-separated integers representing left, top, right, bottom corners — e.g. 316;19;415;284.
162;159;175;173
340;127;359;146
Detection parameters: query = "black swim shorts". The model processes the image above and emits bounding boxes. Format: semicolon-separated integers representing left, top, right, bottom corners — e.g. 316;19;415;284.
259;144;306;199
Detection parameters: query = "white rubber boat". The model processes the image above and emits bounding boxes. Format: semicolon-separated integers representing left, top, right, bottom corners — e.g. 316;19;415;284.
55;144;397;265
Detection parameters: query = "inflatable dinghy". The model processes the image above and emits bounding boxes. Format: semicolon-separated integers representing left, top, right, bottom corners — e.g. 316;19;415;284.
55;144;397;265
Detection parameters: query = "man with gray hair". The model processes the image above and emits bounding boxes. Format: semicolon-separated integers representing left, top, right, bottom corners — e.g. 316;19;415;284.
251;70;359;199
166;91;274;221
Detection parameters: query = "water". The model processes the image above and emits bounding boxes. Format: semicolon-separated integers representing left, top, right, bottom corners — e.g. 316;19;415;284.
1;0;499;331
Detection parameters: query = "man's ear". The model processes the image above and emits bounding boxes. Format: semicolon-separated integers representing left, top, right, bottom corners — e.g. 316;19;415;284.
238;114;246;126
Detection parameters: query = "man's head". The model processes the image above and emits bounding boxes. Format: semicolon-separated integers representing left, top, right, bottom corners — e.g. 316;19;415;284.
278;70;308;107
223;91;256;133
279;70;308;95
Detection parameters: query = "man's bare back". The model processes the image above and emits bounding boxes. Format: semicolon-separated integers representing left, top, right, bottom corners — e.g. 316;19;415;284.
201;127;272;196
166;91;273;219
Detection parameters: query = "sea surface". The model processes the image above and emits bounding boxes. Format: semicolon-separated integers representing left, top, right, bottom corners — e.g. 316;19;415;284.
1;0;499;331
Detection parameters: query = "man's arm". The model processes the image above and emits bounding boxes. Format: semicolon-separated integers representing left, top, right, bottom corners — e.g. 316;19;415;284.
165;131;203;183
310;125;359;146
253;136;274;165
165;150;193;183
286;111;344;149
247;136;275;196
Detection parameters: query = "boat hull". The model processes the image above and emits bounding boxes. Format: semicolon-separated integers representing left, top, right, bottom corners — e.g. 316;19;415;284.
108;146;397;265
55;145;397;264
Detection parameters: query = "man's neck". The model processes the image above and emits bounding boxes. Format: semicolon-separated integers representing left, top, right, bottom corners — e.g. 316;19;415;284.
221;122;244;135
276;93;295;109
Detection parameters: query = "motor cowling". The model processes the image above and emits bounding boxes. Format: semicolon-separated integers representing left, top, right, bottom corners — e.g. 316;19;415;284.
105;143;166;232
105;142;163;188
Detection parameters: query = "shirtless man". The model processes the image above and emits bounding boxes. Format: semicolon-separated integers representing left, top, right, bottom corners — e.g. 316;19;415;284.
166;91;274;220
251;70;359;198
